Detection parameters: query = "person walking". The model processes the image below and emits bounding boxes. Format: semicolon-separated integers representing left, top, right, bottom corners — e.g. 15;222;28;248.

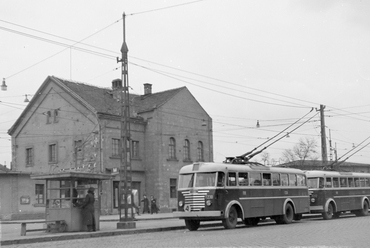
150;195;159;214
141;195;150;214
80;187;96;232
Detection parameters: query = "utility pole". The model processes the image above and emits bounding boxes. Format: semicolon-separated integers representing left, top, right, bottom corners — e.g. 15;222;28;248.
117;12;136;229
319;105;328;168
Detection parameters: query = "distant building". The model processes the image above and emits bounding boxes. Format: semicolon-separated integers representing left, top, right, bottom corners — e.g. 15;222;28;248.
2;75;213;220
279;160;370;173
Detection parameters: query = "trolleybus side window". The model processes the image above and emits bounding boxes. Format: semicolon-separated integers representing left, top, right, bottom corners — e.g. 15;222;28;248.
281;173;289;186
289;174;297;186
318;177;324;188
262;173;271;186
272;173;280;186
227;172;237;186
340;178;347;187
325;177;332;188
217;172;225;187
348;177;354;187
365;178;370;187
250;172;262;186
297;174;306;186
355;178;360;187
238;172;249;186
333;177;339;188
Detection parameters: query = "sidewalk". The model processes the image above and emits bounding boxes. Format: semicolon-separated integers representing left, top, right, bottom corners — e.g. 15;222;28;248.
0;213;186;246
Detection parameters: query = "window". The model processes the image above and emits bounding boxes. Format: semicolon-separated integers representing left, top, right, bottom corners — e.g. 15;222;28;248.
262;173;271;186
112;138;120;157
238;172;249;186
26;147;34;166
53;109;59;123
217;172;225;187
333;177;340;188
169;137;176;159
348;178;355;187
289;174;297;186
170;178;177;198
250;172;262;186
113;181;119;208
340;178;348;187
325;177;332;188
74;140;83;160
272;173;280;186
197;141;204;161
184;139;190;161
132;140;139;159
354;178;360;187
227;172;237;186
48;143;57;163
297;174;306;186
35;184;44;204
281;174;289;186
46;111;52;124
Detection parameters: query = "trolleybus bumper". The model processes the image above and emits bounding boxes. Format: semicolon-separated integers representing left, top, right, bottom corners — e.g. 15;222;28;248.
173;211;222;218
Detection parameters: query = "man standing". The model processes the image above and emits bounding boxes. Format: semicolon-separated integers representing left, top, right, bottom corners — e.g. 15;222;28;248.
80;187;96;232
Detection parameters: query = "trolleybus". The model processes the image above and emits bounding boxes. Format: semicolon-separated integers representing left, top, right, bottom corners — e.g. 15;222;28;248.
306;170;370;220
173;162;310;231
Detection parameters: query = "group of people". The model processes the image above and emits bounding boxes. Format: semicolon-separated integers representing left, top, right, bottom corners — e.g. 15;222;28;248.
78;188;160;232
140;195;159;214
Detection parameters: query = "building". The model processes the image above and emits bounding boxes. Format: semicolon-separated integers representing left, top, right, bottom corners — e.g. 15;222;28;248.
3;75;213;220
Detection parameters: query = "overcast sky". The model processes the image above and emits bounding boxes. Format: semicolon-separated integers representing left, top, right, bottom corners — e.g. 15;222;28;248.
1;0;370;167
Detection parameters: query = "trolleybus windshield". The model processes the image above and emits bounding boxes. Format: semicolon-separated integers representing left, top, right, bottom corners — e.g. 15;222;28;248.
178;172;217;188
307;177;324;189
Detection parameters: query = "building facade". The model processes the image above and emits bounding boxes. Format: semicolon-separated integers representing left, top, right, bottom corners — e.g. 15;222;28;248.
3;75;213;219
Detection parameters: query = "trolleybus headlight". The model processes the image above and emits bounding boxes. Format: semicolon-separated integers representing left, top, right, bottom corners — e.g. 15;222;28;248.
310;198;316;203
179;201;184;207
206;199;212;206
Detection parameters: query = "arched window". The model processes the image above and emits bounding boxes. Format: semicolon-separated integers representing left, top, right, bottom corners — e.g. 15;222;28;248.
169;137;176;159
184;139;190;161
53;109;59;123
197;141;204;161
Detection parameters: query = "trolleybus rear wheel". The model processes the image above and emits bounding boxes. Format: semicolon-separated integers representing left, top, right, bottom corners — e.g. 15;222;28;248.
322;202;334;220
355;200;369;216
280;203;294;224
185;219;200;231
222;206;238;229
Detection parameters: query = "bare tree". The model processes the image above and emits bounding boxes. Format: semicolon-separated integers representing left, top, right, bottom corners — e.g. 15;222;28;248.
260;152;270;166
282;137;319;166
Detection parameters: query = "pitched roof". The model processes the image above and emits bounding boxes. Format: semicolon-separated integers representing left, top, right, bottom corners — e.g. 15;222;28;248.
8;76;186;134
53;76;186;115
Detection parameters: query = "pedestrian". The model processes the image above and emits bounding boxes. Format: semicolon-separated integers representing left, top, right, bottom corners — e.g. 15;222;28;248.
150;195;158;214
141;195;150;214
80;187;96;232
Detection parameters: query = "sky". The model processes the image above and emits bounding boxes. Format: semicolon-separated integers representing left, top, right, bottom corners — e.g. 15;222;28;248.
1;0;370;167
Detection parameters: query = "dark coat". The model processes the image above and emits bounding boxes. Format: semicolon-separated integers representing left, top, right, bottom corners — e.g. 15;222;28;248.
80;191;95;226
150;198;158;213
141;197;150;213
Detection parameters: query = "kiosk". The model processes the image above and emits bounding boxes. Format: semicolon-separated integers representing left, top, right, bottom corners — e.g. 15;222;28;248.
31;171;112;232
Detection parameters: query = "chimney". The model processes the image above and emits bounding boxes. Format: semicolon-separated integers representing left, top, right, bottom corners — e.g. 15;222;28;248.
144;83;152;95
112;79;122;90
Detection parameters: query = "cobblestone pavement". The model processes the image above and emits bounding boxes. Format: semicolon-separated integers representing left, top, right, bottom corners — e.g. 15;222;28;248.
3;214;369;248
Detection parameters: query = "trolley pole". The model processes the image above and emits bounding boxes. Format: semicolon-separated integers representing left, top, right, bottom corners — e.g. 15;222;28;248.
117;12;136;229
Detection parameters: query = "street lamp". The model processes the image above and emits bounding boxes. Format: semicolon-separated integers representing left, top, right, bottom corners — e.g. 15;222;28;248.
1;78;7;91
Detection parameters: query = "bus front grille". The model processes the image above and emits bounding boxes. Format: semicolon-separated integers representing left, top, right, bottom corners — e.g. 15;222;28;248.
181;190;209;211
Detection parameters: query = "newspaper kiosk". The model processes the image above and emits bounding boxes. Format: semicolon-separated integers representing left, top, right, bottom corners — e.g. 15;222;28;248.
31;171;112;232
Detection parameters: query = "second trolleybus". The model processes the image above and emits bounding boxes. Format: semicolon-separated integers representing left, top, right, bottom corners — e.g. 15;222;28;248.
173;162;310;231
306;170;370;220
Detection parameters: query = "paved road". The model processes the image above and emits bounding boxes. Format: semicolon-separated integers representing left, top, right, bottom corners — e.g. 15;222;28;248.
4;214;369;247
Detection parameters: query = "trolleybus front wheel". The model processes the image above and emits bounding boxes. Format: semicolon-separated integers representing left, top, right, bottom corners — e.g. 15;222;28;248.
322;202;334;220
185;219;200;231
222;206;238;229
